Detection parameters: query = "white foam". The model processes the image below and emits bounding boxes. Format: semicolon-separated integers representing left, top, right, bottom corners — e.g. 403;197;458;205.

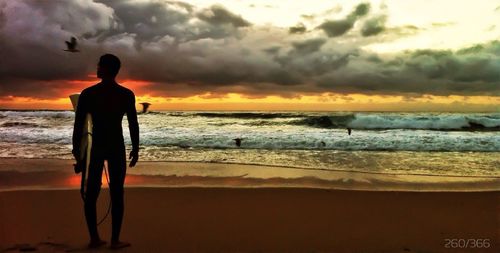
348;114;500;130
0;112;499;157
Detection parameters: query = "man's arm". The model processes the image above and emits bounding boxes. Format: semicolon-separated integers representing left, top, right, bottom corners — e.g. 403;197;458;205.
72;93;87;161
127;91;139;167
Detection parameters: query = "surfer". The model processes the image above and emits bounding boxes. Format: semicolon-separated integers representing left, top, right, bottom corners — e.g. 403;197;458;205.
72;54;139;249
233;138;242;147
347;128;352;135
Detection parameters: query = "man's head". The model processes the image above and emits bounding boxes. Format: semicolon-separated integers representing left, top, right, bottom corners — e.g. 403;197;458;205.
97;54;121;79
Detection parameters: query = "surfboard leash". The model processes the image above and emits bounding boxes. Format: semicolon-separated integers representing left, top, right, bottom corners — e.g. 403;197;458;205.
79;162;112;226
97;162;112;226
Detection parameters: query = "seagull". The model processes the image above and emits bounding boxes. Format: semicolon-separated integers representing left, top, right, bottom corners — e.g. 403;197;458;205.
139;102;151;113
64;37;79;52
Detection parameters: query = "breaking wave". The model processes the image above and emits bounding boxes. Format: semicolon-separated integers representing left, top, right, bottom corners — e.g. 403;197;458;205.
293;114;500;131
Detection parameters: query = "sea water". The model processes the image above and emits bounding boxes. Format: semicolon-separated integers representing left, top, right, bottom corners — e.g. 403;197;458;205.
0;110;498;177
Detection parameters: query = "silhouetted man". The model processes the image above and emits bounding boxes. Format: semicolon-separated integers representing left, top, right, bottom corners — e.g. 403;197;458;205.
72;54;139;249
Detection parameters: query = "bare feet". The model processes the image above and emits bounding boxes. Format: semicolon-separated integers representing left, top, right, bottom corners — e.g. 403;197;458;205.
88;239;106;248
110;241;131;250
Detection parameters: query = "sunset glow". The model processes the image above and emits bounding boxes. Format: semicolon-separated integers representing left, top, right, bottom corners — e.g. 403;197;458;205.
0;0;498;111
1;91;497;112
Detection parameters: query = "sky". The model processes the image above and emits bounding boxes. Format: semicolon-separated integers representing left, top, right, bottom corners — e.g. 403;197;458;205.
0;0;499;111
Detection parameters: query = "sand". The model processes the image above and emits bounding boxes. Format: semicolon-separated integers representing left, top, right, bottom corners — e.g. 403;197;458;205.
1;158;499;192
1;187;498;253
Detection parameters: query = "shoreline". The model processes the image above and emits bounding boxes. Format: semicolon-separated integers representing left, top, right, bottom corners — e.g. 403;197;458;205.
1;158;499;192
1;155;499;178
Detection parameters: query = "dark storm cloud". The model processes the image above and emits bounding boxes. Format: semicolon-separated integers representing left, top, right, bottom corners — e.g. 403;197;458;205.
271;39;353;84
0;0;254;97
315;41;500;95
95;0;193;42
0;0;499;99
318;2;370;37
290;38;326;54
361;15;386;36
289;23;307;34
319;19;354;37
0;5;5;29
95;0;250;45
0;0;112;82
406;50;487;82
351;3;371;17
262;46;281;55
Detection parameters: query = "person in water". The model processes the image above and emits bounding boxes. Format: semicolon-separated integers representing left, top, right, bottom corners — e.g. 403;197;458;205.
72;54;139;249
233;138;242;147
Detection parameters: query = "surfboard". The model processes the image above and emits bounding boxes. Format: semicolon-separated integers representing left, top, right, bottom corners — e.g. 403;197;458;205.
70;94;92;199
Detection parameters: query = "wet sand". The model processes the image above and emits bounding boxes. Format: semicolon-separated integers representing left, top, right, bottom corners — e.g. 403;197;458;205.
1;187;498;253
1;158;499;192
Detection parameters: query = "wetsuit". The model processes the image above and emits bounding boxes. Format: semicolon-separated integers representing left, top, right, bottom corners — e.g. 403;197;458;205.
72;81;139;242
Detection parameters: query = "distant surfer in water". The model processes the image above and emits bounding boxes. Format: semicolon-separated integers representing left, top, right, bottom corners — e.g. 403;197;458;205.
72;54;139;249
233;138;242;147
347;128;352;135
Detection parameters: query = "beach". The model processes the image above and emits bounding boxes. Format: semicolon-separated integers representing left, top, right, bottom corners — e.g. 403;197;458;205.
2;0;500;252
1;159;499;253
1;188;499;253
1;109;499;253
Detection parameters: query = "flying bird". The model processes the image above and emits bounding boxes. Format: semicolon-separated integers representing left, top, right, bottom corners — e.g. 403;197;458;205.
64;37;79;52
139;102;151;113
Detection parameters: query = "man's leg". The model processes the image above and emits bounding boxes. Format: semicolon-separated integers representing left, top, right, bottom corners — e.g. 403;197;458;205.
84;153;104;243
107;148;127;244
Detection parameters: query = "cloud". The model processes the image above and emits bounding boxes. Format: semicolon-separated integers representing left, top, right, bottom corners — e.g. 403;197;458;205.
197;4;251;27
94;0;250;46
384;25;421;36
0;0;499;100
431;22;455;28
300;5;342;22
290;38;326;54
262;46;281;55
318;19;355;37
315;41;500;95
318;2;370;37
0;4;5;29
95;0;193;43
289;23;307;34
351;3;371;17
361;15;387;36
0;0;114;82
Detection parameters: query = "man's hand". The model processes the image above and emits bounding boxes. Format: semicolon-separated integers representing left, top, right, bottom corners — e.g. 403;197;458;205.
129;150;139;167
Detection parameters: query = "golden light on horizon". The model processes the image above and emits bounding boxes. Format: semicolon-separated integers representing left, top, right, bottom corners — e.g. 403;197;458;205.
1;92;498;112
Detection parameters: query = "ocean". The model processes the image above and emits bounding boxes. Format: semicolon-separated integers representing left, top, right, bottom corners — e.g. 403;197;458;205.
0;110;499;177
